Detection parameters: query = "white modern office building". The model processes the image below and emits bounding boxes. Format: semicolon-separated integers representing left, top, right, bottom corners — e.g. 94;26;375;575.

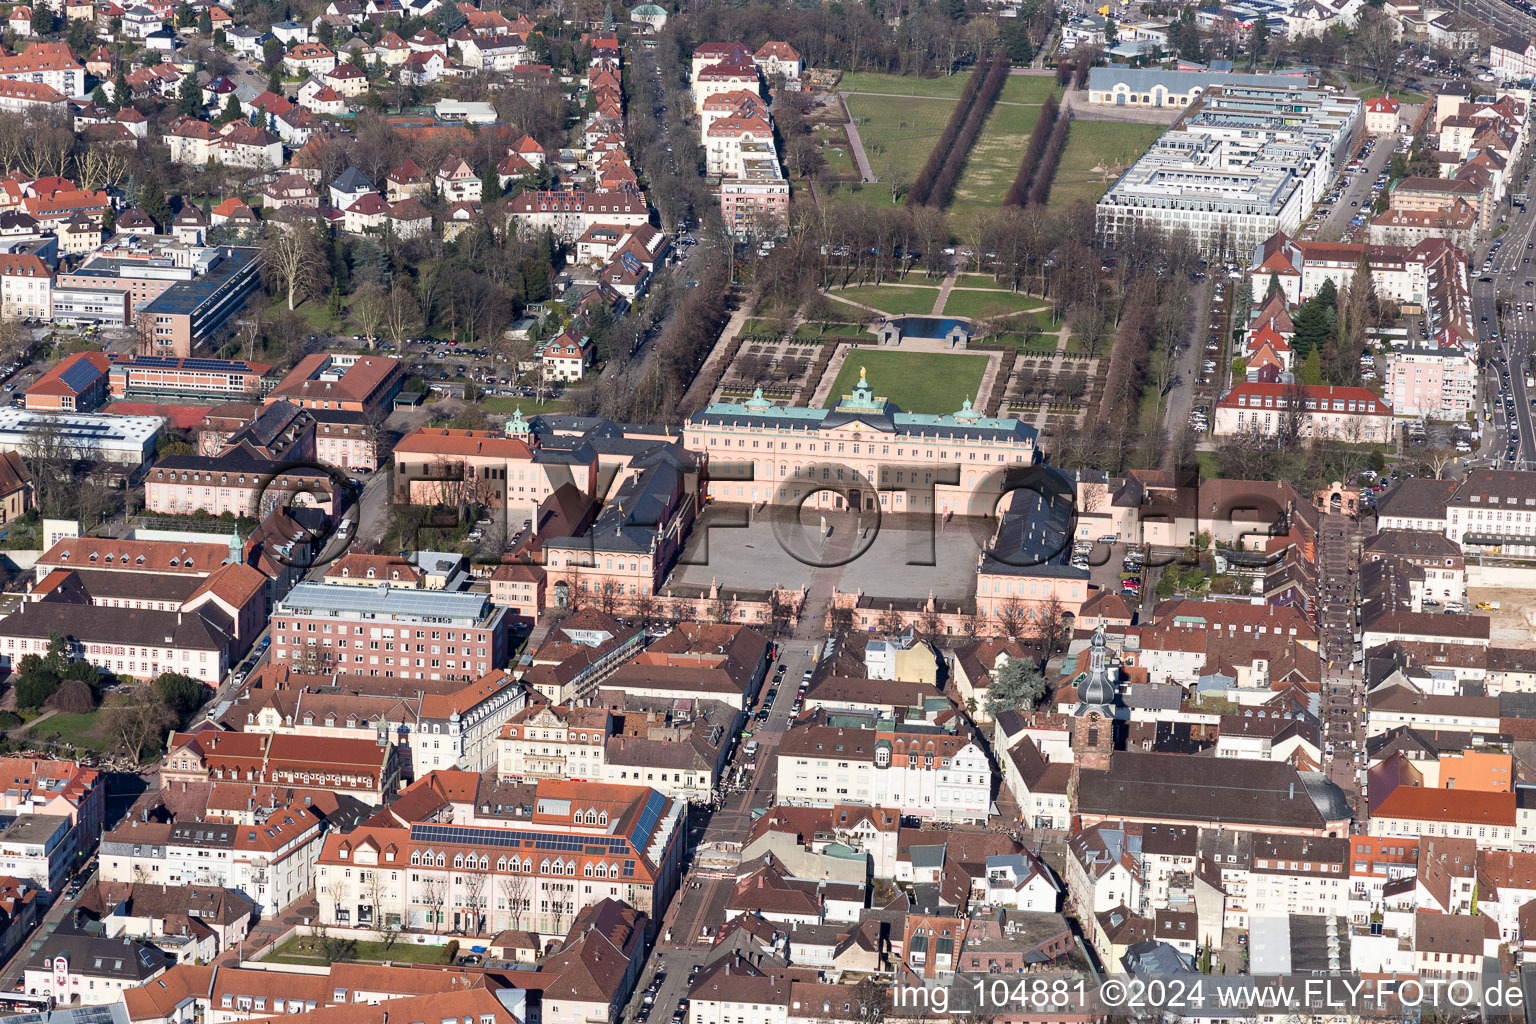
1095;83;1362;259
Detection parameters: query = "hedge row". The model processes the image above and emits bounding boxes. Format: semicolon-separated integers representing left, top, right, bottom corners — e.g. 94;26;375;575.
1003;92;1060;208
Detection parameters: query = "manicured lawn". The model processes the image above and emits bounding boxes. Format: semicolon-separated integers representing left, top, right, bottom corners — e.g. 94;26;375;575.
821;143;856;177
942;289;1047;319
949;101;1048;214
827;284;940;316
25;711;111;753
795;321;867;338
1047;121;1165;207
821;350;988;415
843;94;957;187
1345;74;1427;104
998;75;1061;106
986;331;1059;353
263;937;452;965
839;72;970;98
478;396;571;415
1357;84;1427;104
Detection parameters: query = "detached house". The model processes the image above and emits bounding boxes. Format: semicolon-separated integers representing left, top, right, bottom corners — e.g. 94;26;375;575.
262;173;319;211
400;49;446;84
297;78;346;116
542;330;593;381
283;42;337;76
435;154;481;203
386;158;428;201
752;41;802;80
324;62;367;96
372;30;411;64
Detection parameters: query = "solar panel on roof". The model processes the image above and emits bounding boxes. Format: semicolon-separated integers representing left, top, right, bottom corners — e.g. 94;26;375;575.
57;360;103;394
631;789;667;849
410;823;630;855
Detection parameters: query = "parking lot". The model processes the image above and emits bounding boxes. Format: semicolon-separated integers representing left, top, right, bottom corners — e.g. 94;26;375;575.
1301;135;1395;243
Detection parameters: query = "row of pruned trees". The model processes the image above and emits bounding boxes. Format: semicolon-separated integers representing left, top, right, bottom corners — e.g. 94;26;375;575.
1003;93;1060;207
906;54;1008;207
1028;109;1072;207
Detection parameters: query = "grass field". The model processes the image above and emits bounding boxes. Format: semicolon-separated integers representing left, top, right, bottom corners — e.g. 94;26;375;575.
844;93;957;195
838;72;970;98
1343;74;1428;104
827;284;940;316
26;711;111;753
796;321;867;338
950;93;1055;215
942;289;1047;319
263;938;451;966
955;274;1024;288
822;350;988;415
478;396;572;415
1046;121;1164;207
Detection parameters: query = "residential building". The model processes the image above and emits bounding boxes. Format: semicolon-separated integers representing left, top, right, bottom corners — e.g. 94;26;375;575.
313;779;685;939
160;724;401;801
99;804;329;915
774;710;991;823
1212;382;1395;444
269;582;508;682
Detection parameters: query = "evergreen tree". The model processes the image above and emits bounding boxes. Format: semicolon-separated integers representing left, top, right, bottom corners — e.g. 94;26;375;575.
250;107;266;129
220;92;240;122
29;4;53;35
985;656;1046;717
111;68;129;111
197;8;211;33
480;161;500;200
1315;277;1337;311
175;1;193;27
138;172;170;228
177;70;202;116
267;65;282;94
1266;271;1282;297
1248;19;1268;68
1301;346;1324;386
100;205;114;232
1291;299;1332;359
91;83;109;107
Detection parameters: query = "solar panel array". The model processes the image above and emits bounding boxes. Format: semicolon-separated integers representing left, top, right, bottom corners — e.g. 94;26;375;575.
411;823;633;855
58;359;104;394
631;789;667;850
126;356;258;373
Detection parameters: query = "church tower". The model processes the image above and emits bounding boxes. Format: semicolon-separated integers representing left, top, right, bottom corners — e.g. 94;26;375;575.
1072;624;1118;772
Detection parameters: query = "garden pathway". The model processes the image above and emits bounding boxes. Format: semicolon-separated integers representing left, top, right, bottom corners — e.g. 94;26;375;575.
837;94;876;183
931;267;959;315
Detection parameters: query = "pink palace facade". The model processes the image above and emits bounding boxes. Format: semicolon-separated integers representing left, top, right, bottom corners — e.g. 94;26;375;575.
682;370;1040;516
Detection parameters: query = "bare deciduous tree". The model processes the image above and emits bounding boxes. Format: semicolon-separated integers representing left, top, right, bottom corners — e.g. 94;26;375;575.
351;282;389;348
261;224;323;311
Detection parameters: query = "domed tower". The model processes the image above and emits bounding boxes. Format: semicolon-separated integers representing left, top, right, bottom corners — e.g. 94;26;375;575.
1072;623;1118;771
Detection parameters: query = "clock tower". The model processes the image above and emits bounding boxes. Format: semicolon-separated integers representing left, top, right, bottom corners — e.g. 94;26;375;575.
1071;624;1118;772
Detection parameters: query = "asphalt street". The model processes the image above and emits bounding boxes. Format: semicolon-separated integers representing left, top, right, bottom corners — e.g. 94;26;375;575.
1474;199;1536;467
617;641;819;1024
